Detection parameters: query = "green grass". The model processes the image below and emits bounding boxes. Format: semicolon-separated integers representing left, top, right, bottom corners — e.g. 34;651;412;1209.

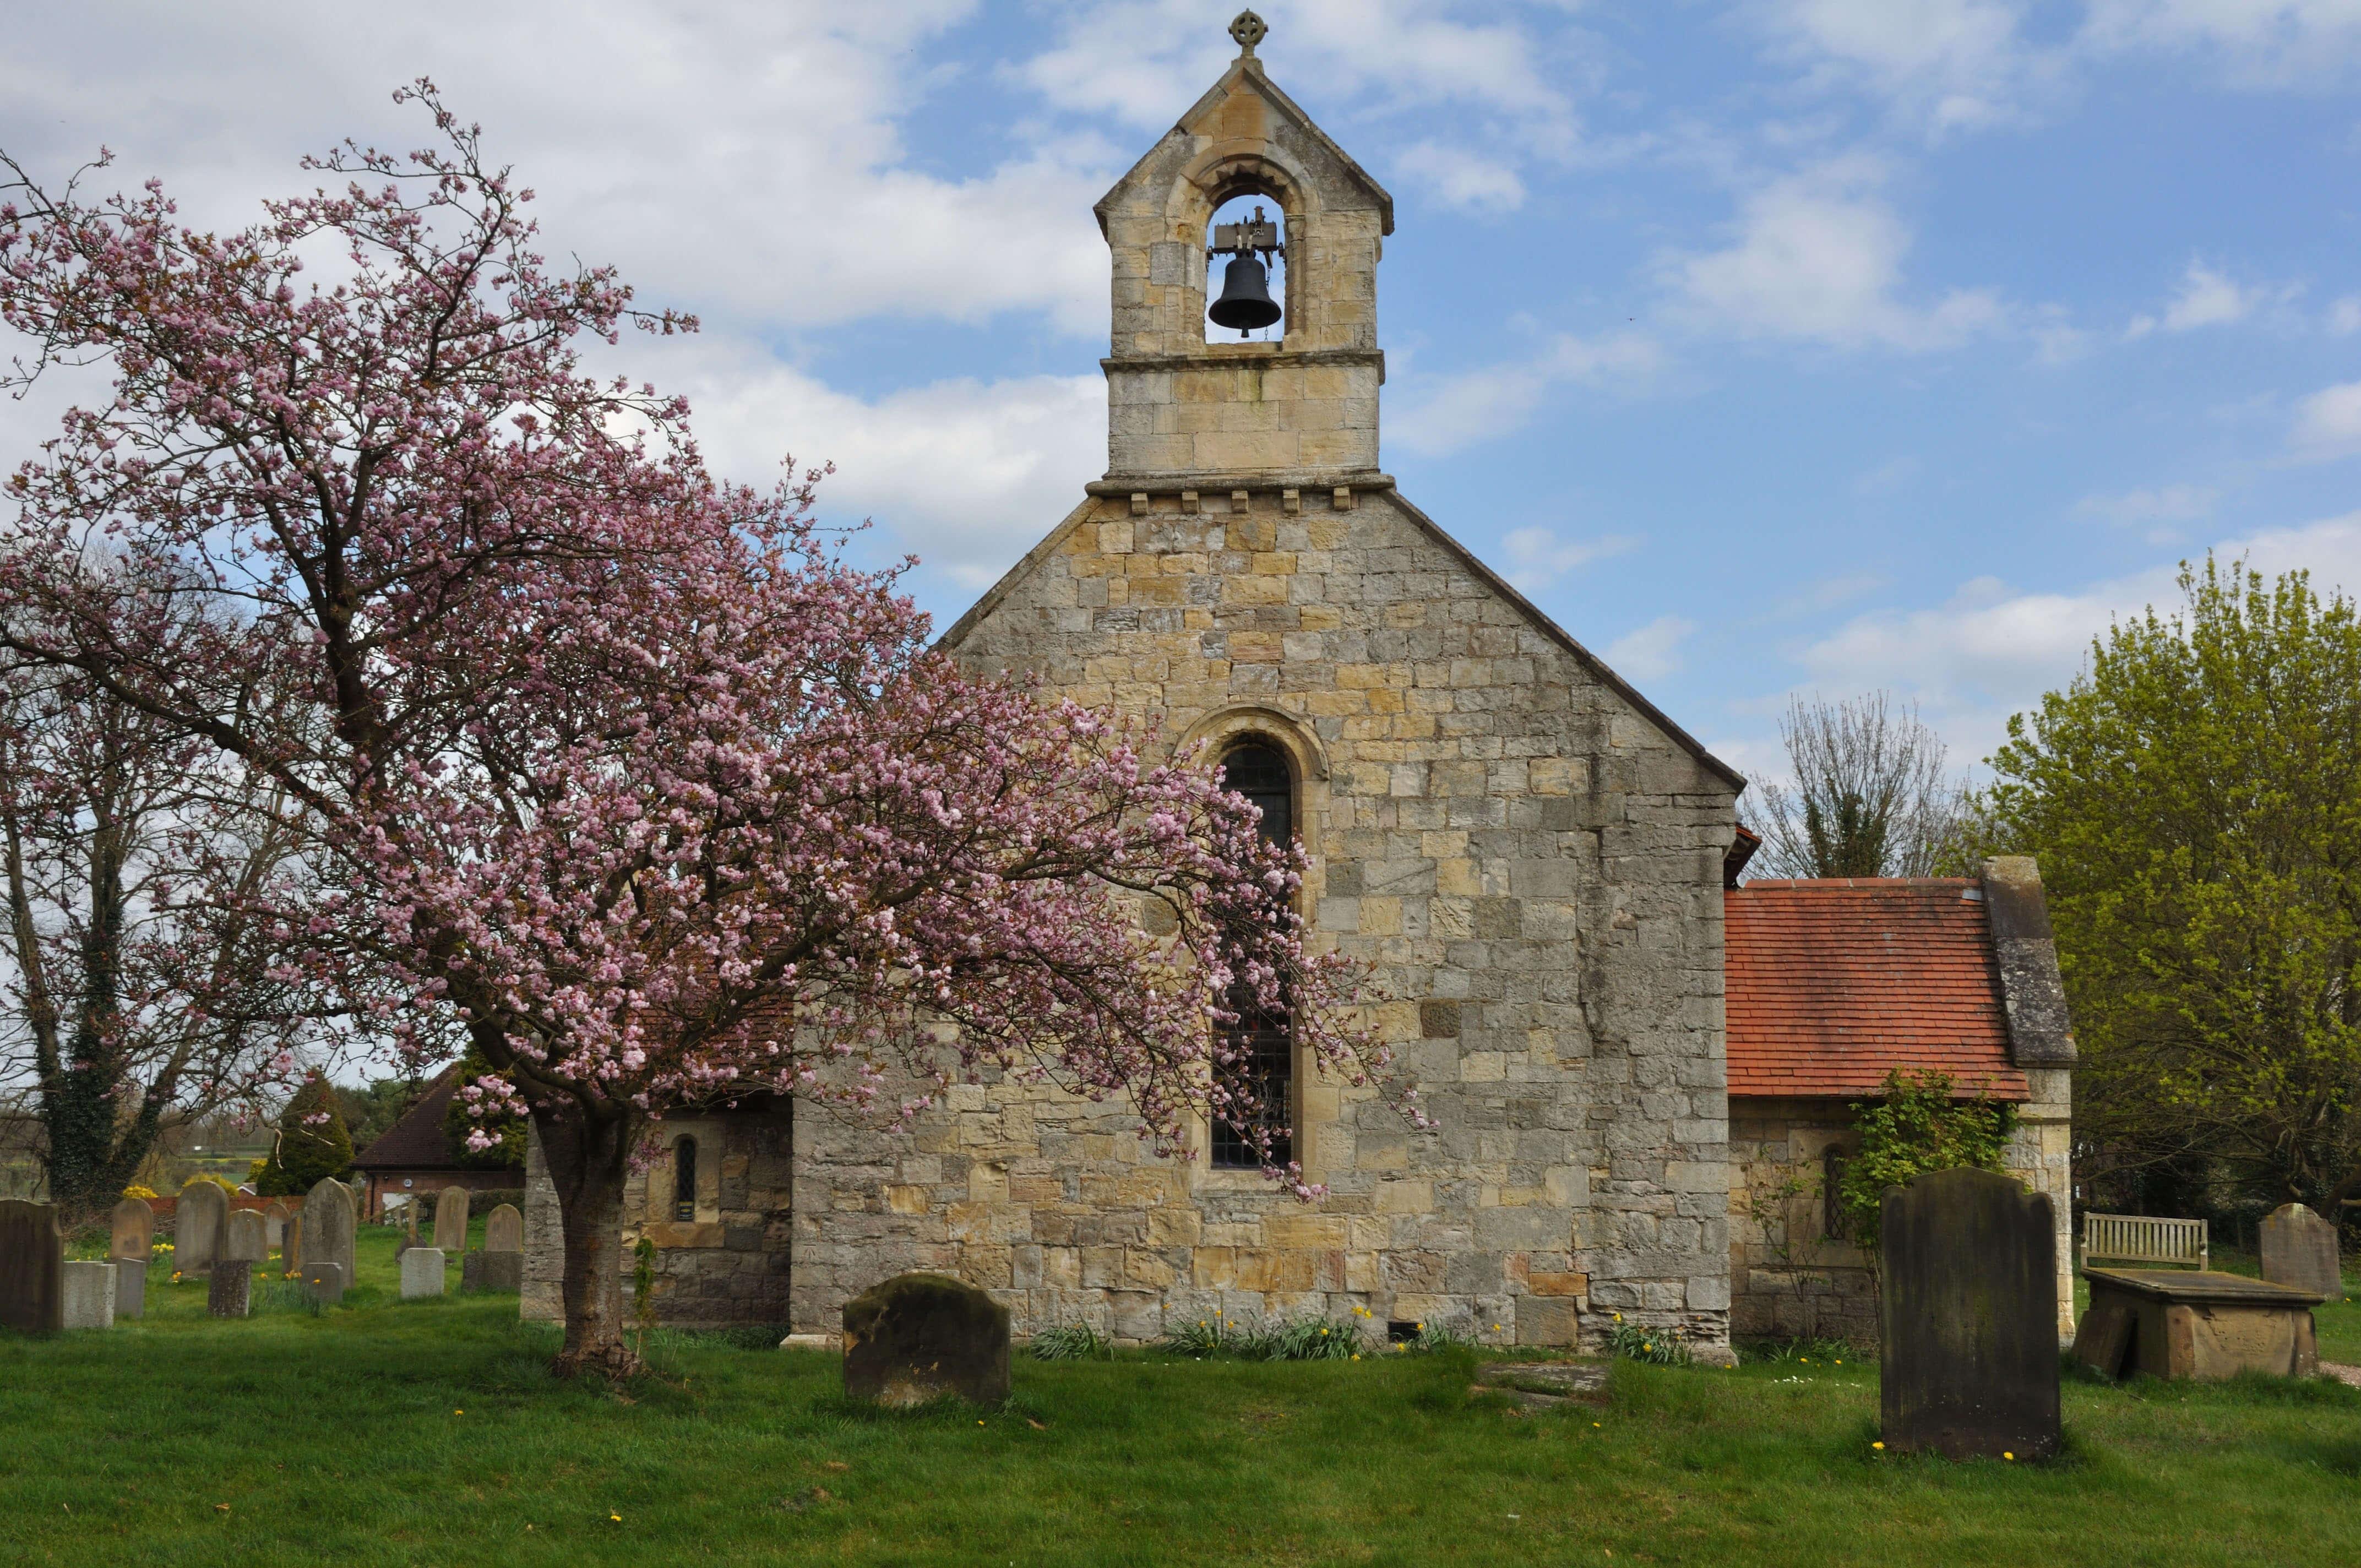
3;1229;2359;1567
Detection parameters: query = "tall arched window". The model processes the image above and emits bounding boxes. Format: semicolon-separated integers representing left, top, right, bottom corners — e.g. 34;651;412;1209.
1823;1144;1848;1240
1212;741;1295;1168
673;1137;698;1222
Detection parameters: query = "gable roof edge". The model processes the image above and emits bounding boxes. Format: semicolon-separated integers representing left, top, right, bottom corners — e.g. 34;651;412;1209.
938;494;1102;652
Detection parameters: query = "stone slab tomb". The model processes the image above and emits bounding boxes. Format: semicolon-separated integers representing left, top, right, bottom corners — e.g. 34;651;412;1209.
209;1258;252;1319
2260;1204;2342;1300
225;1208;268;1266
433;1186;470;1254
400;1246;446;1300
842;1273;1011;1407
483;1202;523;1254
302;1178;356;1288
177;1180;228;1276
61;1260;117;1329
303;1261;346;1305
110;1197;153;1262
0;1198;64;1334
114;1257;146;1320
1880;1167;2061;1461
2075;1268;2322;1381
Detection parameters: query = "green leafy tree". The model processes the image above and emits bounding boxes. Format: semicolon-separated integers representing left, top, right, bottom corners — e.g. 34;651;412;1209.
1834;1069;2017;1259
1987;558;2361;1211
254;1075;353;1195
336;1076;426;1153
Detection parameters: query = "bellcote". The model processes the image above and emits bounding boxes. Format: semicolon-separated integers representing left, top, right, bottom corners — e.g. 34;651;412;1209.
1092;12;1394;489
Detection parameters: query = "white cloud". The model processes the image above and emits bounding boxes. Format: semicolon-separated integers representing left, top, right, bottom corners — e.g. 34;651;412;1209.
1759;0;2058;132
1392;332;1664;456
1667;159;2011;351
2329;296;2361;334
2289;380;2361;461
1605;614;1698;682
643;336;1105;591
2076;483;2219;523
1394;140;1527;212
1498;527;1640;591
2125;260;2287;337
2081;1;2361;83
1796;510;2361;761
1769;571;1887;618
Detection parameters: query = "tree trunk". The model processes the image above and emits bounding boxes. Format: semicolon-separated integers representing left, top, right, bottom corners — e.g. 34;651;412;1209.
533;1102;643;1379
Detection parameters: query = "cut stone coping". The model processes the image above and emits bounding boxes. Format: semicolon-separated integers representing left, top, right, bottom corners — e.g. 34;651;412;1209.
2082;1268;2327;1306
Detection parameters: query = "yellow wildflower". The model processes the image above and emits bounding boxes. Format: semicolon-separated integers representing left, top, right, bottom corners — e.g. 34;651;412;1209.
1872;1442;1885;1451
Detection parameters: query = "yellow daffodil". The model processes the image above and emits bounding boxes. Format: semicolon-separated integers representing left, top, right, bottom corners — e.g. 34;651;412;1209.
1872;1442;1884;1451
2004;1452;2015;1462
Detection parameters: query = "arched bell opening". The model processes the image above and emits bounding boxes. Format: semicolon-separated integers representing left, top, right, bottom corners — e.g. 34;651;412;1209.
1204;191;1287;345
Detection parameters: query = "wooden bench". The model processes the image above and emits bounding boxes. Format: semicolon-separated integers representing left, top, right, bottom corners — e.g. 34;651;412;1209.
2079;1212;2208;1272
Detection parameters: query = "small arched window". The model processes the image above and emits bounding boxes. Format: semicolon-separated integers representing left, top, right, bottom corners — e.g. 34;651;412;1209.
1212;741;1296;1169
673;1137;698;1222
1823;1144;1848;1240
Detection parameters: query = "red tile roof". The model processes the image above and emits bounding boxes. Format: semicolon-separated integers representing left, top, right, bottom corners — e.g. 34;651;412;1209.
1726;878;2028;1101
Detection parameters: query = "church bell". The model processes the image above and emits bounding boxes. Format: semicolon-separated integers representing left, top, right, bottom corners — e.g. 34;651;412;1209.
1208;252;1281;336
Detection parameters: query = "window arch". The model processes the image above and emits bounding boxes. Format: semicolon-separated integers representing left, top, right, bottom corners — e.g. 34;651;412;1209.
1211;741;1296;1169
673;1136;698;1222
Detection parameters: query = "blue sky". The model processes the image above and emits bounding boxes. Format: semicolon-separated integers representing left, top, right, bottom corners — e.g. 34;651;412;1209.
4;1;2359;780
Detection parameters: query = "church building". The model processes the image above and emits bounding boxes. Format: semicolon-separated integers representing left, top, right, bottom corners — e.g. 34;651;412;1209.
523;12;2075;1358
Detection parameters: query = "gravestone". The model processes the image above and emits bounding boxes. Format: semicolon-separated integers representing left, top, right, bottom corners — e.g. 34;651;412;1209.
480;1250;523;1292
1880;1167;2060;1462
262;1200;290;1252
114;1256;147;1320
208;1257;252;1319
433;1186;470;1254
302;1260;346;1306
110;1197;154;1261
225;1208;268;1266
842;1272;1011;1407
460;1249;484;1292
61;1260;117;1330
400;1246;446;1300
177;1180;229;1276
302;1178;357;1289
2260;1203;2342;1300
0;1199;64;1334
483;1203;523;1254
281;1214;302;1276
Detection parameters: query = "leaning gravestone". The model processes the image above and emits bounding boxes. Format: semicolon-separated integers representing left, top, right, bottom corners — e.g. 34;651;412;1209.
114;1256;146;1320
400;1246;446;1300
281;1214;302;1276
110;1197;154;1262
61;1260;117;1329
1880;1167;2061;1462
1;1200;65;1333
842;1272;1011;1407
177;1180;229;1276
302;1260;346;1306
2261;1202;2342;1300
433;1186;470;1254
302;1178;357;1291
262;1200;290;1253
225;1208;268;1266
208;1257;252;1319
483;1202;523;1254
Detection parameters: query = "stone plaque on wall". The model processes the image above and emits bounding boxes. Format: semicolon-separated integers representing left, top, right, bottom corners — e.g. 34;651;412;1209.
1880;1167;2060;1461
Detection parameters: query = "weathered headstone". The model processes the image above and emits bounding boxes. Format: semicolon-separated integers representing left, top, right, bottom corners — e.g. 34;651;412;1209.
208;1257;252;1319
480;1250;523;1292
483;1203;523;1254
302;1260;346;1305
110;1197;154;1261
433;1186;471;1254
2260;1202;2342;1300
113;1256;146;1320
61;1260;117;1330
177;1180;229;1276
842;1272;1011;1407
262;1200;291;1252
460;1249;484;1292
1880;1167;2060;1462
0;1199;64;1334
400;1246;447;1300
281;1213;302;1276
225;1208;268;1265
302;1178;356;1290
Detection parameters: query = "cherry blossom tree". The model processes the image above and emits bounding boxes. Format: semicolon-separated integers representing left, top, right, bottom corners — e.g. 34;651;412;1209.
0;88;1401;1374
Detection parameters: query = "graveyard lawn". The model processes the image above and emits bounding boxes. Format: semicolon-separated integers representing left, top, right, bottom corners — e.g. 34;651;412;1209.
0;1233;2356;1567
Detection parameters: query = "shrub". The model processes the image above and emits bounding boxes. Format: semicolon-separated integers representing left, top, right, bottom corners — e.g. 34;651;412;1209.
1028;1322;1113;1362
121;1185;157;1201
1604;1316;1690;1366
1834;1068;2017;1259
253;1076;355;1195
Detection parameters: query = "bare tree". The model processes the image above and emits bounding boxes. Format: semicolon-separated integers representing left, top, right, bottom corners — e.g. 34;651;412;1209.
1742;693;1966;880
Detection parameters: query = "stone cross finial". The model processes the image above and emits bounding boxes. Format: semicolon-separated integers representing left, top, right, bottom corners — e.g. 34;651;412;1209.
1229;10;1268;57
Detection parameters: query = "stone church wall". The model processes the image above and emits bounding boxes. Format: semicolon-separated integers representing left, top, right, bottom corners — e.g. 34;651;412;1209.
790;485;1739;1356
